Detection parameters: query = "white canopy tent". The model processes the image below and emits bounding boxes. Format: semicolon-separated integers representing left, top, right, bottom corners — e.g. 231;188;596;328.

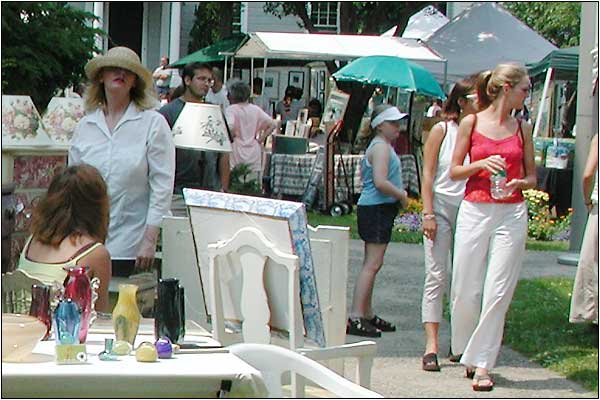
231;31;448;96
401;5;449;41
424;2;557;85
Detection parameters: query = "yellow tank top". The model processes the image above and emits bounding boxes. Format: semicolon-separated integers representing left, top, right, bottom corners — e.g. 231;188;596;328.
17;236;103;286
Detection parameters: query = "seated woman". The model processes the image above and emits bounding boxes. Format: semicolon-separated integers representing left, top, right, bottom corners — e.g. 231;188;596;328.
18;164;112;312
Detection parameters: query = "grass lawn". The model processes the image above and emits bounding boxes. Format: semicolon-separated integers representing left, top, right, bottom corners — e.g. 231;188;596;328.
307;211;570;250
504;277;598;393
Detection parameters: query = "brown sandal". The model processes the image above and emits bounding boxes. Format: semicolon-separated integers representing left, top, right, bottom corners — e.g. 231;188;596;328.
422;353;441;372
465;367;475;379
472;374;494;391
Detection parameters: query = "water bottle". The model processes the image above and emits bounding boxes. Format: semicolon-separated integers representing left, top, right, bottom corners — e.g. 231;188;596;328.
490;169;509;200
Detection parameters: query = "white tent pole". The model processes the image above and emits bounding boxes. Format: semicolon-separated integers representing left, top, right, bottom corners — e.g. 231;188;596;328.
230;56;235;79
263;58;269;114
443;60;448;93
224;55;229;84
250;57;255;92
533;67;555;138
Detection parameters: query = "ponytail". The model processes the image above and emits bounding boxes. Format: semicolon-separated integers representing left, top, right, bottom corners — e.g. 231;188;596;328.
476;70;493;109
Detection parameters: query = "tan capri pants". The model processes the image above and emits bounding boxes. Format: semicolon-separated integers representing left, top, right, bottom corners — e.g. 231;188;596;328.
569;204;598;324
422;193;461;323
451;200;527;370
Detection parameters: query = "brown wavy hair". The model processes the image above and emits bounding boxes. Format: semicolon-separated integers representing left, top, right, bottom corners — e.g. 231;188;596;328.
476;63;528;109
440;73;480;122
30;164;109;246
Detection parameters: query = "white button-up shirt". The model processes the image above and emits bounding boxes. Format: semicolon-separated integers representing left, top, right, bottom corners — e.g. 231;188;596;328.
69;102;175;259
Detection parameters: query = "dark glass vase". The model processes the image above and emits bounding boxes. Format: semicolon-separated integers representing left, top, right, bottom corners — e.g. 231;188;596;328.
63;266;92;343
29;284;51;340
154;278;183;344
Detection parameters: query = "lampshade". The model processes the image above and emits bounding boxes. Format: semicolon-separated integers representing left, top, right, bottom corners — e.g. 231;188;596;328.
171;103;232;152
41;97;85;148
2;95;53;149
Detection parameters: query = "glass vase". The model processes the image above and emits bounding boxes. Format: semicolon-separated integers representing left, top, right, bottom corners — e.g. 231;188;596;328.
53;298;81;345
154;278;183;344
112;284;141;346
29;284;52;340
63;266;92;343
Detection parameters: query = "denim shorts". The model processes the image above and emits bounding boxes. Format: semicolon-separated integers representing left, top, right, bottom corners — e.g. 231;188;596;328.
357;202;399;244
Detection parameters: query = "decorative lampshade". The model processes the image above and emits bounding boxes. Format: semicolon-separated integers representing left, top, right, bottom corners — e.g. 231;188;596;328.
171;103;232;152
41;97;85;148
2;95;53;149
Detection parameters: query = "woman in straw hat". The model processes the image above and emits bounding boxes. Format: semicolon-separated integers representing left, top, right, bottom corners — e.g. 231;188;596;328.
69;46;175;277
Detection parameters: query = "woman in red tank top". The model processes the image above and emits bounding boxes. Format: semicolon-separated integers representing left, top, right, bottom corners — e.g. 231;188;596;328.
448;63;536;391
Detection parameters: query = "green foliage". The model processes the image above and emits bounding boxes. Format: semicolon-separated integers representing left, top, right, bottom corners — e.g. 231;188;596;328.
188;2;241;53
229;163;262;196
502;2;581;48
523;189;572;241
505;278;598;392
263;2;444;36
1;2;103;110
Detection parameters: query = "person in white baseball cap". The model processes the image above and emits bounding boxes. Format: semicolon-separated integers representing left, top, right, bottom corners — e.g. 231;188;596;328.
347;104;409;337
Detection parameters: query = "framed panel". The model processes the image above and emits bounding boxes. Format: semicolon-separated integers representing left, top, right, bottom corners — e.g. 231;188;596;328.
184;189;326;347
288;70;305;91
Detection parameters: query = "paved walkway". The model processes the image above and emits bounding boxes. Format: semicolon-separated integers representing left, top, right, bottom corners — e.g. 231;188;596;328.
343;240;596;398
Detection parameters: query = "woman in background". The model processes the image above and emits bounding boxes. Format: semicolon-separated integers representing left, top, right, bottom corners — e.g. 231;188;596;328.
18;165;111;312
569;133;598;325
420;75;480;372
347;104;409;337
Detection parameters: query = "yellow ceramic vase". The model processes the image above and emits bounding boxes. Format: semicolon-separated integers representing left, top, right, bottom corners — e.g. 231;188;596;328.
112;284;141;346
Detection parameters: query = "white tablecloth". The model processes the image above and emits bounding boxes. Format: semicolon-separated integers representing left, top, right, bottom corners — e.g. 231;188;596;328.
2;330;267;398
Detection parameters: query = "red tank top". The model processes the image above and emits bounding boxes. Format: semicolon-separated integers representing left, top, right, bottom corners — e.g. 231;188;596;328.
464;116;524;203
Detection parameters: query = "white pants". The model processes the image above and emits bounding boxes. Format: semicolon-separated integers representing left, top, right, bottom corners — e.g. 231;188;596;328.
422;194;461;323
451;200;527;370
569;204;598;324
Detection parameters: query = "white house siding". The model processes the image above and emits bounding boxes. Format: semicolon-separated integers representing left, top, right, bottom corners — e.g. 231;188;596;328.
244;2;306;33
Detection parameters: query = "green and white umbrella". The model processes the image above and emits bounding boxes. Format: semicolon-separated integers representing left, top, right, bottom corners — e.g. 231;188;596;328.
333;55;445;99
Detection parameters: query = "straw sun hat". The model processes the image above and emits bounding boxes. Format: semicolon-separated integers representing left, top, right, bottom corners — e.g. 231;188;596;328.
84;46;153;90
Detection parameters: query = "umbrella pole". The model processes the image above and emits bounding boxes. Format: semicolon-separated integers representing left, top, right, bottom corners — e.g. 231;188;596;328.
224;55;229;84
407;91;415;154
250;57;254;93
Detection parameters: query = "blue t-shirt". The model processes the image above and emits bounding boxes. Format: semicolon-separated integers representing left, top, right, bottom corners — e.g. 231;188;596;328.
357;137;404;206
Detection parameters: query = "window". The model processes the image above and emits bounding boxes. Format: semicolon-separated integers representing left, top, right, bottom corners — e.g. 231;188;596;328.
309;2;338;31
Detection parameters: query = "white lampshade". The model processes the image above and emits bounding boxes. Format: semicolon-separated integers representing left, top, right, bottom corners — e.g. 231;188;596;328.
41;97;85;148
2;95;53;149
172;103;232;152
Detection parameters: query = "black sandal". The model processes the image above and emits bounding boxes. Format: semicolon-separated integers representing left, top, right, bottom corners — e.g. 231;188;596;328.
369;315;396;332
465;367;475;379
422;353;441;372
346;317;381;337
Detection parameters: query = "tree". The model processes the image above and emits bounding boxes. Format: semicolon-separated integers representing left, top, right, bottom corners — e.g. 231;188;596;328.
188;2;241;53
1;2;103;109
263;2;445;37
502;2;580;48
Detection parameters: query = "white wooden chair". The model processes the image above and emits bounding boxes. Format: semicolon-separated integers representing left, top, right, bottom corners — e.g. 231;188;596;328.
229;343;383;398
2;269;46;314
307;224;349;376
207;227;376;397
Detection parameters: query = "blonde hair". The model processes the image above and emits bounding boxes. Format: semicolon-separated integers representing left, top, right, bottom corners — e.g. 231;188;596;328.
476;63;528;109
83;69;157;112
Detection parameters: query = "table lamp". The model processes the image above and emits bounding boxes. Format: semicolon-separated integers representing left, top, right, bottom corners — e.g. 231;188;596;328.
171;103;232;152
41;97;85;149
2;95;53;149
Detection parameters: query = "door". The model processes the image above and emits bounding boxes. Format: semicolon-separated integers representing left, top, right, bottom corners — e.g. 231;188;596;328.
108;2;143;55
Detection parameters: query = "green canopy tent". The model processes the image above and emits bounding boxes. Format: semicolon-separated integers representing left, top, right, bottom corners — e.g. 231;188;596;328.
169;33;249;68
527;46;579;82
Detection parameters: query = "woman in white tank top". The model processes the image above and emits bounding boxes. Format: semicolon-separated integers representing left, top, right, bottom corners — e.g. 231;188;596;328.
420;75;481;372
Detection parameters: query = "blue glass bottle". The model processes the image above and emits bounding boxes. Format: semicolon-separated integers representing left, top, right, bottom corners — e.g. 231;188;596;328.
53;298;81;345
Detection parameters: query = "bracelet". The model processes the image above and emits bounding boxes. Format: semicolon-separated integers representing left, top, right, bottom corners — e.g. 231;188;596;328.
422;214;436;220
